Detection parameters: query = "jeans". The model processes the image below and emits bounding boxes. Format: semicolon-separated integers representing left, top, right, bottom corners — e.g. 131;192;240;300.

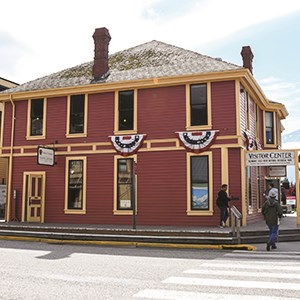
219;206;229;225
267;224;279;246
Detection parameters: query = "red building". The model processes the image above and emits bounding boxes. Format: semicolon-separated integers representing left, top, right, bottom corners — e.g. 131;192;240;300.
0;28;288;227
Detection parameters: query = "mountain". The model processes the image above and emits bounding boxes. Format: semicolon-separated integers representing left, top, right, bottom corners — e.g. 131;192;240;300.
282;129;300;147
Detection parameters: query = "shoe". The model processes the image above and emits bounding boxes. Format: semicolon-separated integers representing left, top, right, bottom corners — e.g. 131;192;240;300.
266;243;270;251
219;225;224;228
271;245;277;249
222;221;225;227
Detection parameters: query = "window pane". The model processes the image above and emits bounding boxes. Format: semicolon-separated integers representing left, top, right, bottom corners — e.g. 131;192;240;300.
117;158;133;210
191;156;209;210
70;95;85;134
68;160;83;209
265;111;274;144
30;99;44;136
119;91;134;131
190;84;207;126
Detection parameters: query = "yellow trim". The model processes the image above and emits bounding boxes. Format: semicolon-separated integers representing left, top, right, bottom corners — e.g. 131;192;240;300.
66;94;88;138
0;69;287;121
185;82;212;130
22;171;46;223
114;89;137;135
186;151;213;216
221;148;229;186
0;101;5;150
240;148;247;226
64;156;87;214
26;98;47;140
263;110;277;148
113;154;137;215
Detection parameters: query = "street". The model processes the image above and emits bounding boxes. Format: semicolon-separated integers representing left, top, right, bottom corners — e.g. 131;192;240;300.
0;240;300;300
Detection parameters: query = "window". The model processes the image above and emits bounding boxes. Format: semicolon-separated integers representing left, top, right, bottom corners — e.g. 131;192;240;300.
265;111;274;144
114;155;137;215
118;90;134;131
190;84;208;126
117;158;133;210
69;95;85;134
65;157;86;214
27;98;46;139
187;152;213;215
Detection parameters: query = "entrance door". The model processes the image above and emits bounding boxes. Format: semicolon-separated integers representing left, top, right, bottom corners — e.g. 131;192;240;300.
23;172;45;222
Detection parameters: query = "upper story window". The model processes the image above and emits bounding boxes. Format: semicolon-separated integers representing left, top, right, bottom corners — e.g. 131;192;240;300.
27;98;46;140
186;83;211;130
190;84;207;126
114;90;137;134
67;94;87;137
265;111;274;144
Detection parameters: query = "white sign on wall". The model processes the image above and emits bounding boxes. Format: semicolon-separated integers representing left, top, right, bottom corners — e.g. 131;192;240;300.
37;146;55;166
246;151;295;166
268;166;287;177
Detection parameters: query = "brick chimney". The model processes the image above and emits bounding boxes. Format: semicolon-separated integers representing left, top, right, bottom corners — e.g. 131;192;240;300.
92;27;111;80
241;46;254;74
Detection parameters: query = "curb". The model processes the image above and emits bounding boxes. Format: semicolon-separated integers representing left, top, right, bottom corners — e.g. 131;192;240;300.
0;235;257;251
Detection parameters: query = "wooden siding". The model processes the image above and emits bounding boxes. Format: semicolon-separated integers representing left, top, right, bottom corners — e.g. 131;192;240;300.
211;81;236;136
138;86;186;139
9;149;225;226
228;148;242;212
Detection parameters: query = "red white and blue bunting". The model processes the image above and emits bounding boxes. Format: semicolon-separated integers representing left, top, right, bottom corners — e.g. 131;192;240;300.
244;131;255;151
110;134;146;156
176;131;219;153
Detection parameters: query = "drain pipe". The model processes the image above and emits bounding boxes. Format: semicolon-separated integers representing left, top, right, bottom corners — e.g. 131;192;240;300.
6;94;15;222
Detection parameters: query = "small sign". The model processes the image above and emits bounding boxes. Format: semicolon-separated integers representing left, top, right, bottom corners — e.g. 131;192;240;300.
0;185;6;205
268;166;286;177
246;151;295;166
286;196;296;205
37;146;55;166
120;199;131;209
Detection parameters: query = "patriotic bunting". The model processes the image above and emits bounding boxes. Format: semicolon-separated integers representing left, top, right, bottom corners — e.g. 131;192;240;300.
110;134;146;156
244;131;255;150
176;131;218;153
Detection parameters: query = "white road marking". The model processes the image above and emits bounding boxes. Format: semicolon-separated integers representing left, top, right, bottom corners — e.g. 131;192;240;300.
162;276;300;290
133;289;300;300
184;268;300;279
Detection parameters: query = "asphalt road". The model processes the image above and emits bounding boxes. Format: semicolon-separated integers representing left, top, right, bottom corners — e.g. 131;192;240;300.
0;240;300;300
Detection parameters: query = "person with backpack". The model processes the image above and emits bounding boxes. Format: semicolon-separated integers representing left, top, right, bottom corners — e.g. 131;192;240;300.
262;190;283;251
216;184;231;228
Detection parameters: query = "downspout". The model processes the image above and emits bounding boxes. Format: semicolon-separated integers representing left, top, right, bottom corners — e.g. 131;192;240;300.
6;94;15;222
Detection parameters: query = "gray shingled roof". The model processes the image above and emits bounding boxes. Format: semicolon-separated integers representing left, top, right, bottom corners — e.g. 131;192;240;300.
3;40;243;94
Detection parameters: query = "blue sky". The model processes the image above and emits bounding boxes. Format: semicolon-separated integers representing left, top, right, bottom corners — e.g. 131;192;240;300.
1;0;300;137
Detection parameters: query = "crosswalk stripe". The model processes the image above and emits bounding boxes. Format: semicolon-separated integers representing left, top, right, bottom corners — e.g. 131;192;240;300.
201;262;300;271
184;269;300;279
133;289;300;300
224;253;300;259
162;276;300;290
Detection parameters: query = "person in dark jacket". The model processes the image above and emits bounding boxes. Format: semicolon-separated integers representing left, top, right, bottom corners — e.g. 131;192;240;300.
262;190;283;251
216;184;231;228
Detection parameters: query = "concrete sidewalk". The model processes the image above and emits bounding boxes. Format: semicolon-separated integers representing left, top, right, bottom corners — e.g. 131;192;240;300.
0;213;298;251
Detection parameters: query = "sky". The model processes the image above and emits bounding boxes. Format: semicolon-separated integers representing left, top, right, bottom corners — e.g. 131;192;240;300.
1;0;300;139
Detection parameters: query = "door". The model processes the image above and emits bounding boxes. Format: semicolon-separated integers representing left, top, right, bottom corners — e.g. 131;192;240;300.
23;172;45;222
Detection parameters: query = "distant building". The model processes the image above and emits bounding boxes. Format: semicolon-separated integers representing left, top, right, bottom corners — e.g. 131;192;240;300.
0;28;288;226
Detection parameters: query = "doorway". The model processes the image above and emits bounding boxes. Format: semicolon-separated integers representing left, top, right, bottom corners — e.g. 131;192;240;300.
22;172;45;222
